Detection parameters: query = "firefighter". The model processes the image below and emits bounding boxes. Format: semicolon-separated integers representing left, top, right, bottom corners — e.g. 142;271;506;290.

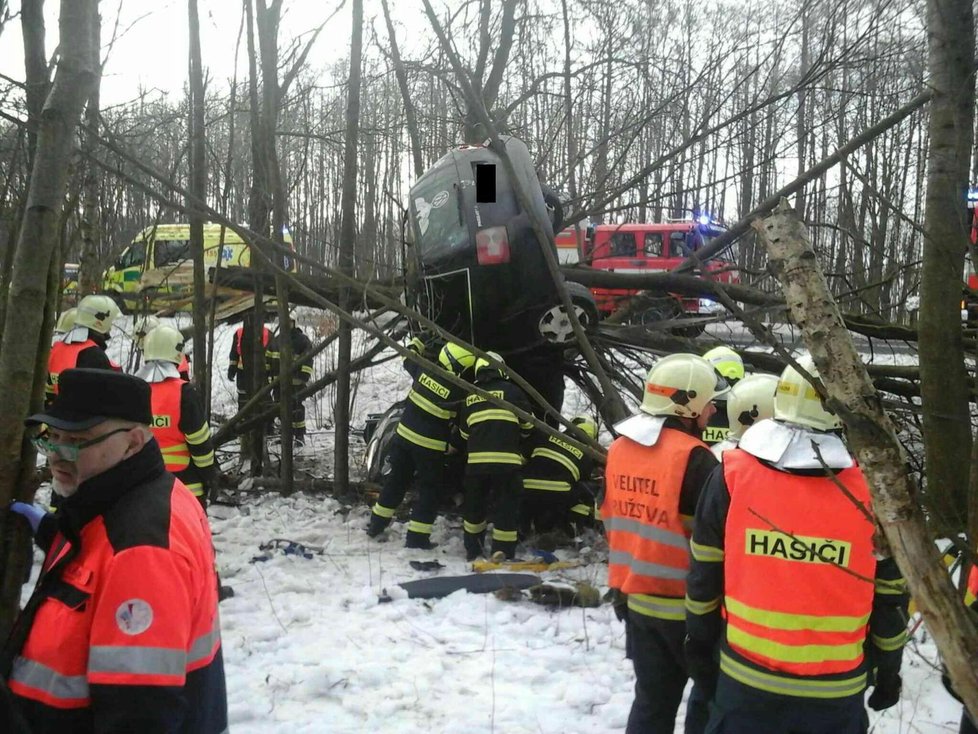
458;352;533;560
265;316;314;447
601;353;727;734
5;369;227;732
709;373;778;458
946;563;978;734
46;294;121;405
520;416;598;538
685;355;908;734
700;346;744;446
52;307;77;340
227;314;271;411
138;325;218;507
134;315;192;380
367;341;475;549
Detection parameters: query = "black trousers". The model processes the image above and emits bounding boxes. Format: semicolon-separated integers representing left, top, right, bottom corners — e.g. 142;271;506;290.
271;385;306;439
374;435;445;536
962;709;978;734
463;469;522;558
625;612;709;734
705;672;868;734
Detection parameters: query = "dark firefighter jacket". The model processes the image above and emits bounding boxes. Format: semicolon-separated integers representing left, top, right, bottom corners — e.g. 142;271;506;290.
523;429;594;493
265;327;313;386
3;441;227;733
685;448;908;700
47;333;118;404
395;366;465;453
458;374;533;473
227;324;270;386
148;377;217;499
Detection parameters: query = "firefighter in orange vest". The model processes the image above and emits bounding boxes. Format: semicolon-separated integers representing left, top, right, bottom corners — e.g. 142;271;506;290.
265;316;314;447
227;314;270;411
602;353;727;734
947;563;978;734
4;369;227;732
367;342;475;549
138;325;217;507
52;308;77;341
709;373;778;459
46;294;121;405
685;355;908;734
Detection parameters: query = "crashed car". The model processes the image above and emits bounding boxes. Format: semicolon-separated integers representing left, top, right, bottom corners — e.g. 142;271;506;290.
405;135;597;353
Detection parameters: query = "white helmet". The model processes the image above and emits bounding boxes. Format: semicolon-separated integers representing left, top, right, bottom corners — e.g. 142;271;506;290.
641;353;729;419
55;308;77;335
135;315;161;350
726;373;779;439
703;345;745;384
74;295;121;336
142;325;185;365
773;355;841;431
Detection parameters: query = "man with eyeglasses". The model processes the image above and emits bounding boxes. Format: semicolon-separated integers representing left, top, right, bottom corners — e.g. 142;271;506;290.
3;368;228;733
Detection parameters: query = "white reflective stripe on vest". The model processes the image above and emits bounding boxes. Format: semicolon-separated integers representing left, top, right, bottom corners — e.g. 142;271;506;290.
604;515;690;550
608;550;689;580
188;620;222;665
88;645;187;677
10;657;89;700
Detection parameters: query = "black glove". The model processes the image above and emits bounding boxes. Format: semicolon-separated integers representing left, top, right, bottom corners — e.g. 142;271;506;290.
867;672;901;711
684;636;719;699
227;364;237;380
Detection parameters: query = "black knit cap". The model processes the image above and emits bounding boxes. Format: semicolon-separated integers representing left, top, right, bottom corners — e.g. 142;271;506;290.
25;368;152;431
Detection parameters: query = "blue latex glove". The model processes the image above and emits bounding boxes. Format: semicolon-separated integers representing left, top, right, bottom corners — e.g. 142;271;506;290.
9;501;46;534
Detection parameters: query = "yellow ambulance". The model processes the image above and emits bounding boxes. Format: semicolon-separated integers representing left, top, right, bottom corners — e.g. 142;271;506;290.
102;223;296;311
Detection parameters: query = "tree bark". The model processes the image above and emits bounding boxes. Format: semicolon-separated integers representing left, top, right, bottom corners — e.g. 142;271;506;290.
917;0;976;533
0;0;98;638
188;0;210;399
78;8;101;297
757;199;978;724
333;0;363;497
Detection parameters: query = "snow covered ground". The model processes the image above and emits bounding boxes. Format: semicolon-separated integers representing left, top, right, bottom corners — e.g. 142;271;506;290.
28;313;968;732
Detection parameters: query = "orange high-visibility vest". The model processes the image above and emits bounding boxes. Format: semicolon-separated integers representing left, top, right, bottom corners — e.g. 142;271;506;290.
723;448;876;677
966;563;978;607
233;326;269;369
149;378;190;472
601;428;705;598
47;340;98;398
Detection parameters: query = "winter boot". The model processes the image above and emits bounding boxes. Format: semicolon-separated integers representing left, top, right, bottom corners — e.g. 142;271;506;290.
490;538;517;560
405;531;438;550
366;513;391;538
464;531;486;561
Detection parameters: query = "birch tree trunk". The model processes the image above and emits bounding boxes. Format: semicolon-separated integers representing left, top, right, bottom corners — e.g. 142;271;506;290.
757;200;978;724
0;0;98;637
188;0;209;398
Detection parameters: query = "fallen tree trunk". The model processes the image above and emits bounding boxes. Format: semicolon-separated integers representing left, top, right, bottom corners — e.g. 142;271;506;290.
756;199;978;723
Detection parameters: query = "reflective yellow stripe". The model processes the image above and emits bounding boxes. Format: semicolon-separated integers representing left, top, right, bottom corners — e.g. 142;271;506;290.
464;520;487;534
530;447;580;481
408;389;453;420
372;503;396;519
871;631;907;652
570;503;591;517
691;539;724;562
685;595;721;615
191;450;214;468
407;520;433;534
967;588;977;607
396;424;447;452
720;651;867;699
185;423;211;444
300;365;313;375
627;593;686;621
183;482;204;497
161;445;190;469
874;577;908;595
523;478;571;492
726;597;869;633
468;409;518;426
726;625;864;665
492;529;518;542
468;451;524;465
266;350;281;359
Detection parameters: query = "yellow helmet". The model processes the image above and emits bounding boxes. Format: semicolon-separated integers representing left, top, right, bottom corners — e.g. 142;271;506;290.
474;350;505;380
773;355;842;431
55;308;78;335
703;345;745;383
75;295;121;336
725;373;779;439
141;325;185;365
570;416;598;440
641;353;728;419
135;315;161;350
439;342;477;374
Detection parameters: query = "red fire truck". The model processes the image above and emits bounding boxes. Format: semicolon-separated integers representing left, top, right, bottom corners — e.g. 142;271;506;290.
581;220;738;326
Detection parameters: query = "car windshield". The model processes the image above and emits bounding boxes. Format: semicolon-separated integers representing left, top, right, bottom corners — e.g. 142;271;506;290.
410;168;469;260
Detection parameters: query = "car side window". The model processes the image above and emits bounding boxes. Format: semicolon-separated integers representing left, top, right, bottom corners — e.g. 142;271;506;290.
154;239;190;268
643;233;663;257
669;232;691;257
120;242;146;268
610;232;636;257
